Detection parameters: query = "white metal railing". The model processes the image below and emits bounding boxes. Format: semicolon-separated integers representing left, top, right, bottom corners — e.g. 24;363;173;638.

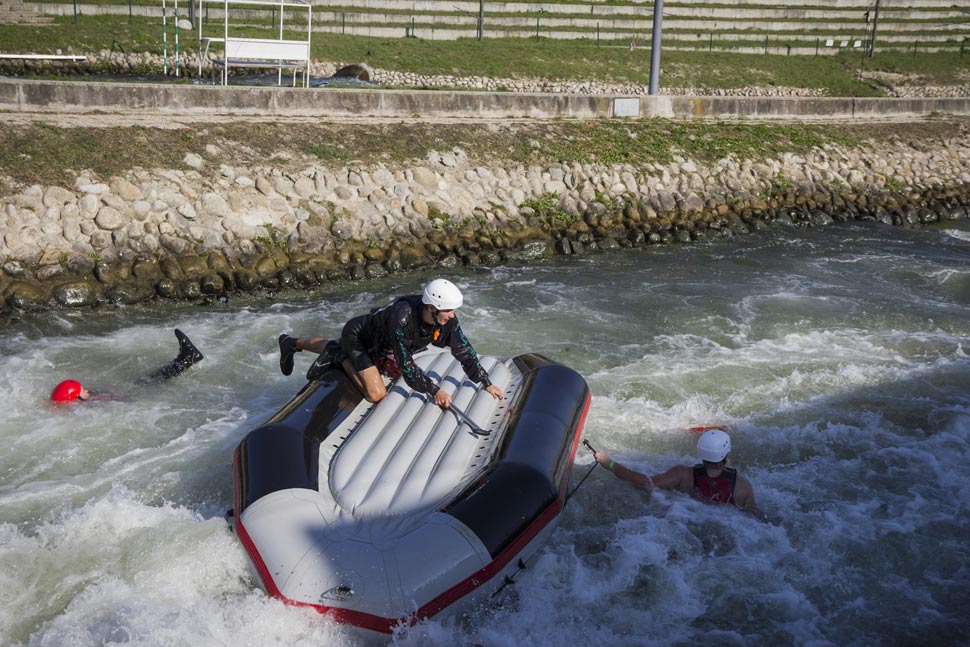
182;0;312;87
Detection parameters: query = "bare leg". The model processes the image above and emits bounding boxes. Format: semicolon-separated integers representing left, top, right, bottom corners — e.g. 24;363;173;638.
295;337;329;353
343;359;387;403
280;334;331;377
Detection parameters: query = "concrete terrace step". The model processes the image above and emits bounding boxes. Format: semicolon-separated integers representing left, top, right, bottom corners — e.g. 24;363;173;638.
0;0;54;24
19;0;969;52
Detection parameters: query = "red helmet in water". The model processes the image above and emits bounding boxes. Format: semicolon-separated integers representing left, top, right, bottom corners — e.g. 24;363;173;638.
51;379;84;403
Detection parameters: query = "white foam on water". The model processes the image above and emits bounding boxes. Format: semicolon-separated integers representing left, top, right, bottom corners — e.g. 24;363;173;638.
0;487;359;647
2;223;969;646
942;228;970;243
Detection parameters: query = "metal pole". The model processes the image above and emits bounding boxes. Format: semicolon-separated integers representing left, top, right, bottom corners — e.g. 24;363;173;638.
175;0;180;77
162;0;168;75
73;0;77;23
536;15;540;42
306;2;311;88
478;0;484;41
223;0;228;85
647;0;663;95
128;0;132;23
197;0;202;79
869;0;881;58
278;0;283;86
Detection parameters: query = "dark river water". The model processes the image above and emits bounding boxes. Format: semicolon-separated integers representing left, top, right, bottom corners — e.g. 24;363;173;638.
2;219;969;646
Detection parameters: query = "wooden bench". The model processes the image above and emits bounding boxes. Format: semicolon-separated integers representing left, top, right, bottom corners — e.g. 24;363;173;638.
210;37;310;87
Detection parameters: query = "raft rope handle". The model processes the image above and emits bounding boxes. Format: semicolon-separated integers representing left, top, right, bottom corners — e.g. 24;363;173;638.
449;404;490;437
565;439;601;506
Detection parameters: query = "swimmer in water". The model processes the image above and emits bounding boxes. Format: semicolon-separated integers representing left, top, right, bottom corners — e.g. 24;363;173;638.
49;328;204;404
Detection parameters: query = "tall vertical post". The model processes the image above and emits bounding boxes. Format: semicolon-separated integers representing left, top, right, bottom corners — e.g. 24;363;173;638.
868;0;881;58
223;0;228;84
162;0;168;75
174;0;180;77
306;1;311;88
478;0;484;41
197;0;202;79
278;0;283;86
648;0;663;95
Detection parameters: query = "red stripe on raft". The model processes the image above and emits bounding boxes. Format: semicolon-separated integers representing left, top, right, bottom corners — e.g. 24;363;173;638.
234;389;593;635
417;497;564;619
232;446;241;525
236;518;400;633
560;390;592;499
237;502;562;634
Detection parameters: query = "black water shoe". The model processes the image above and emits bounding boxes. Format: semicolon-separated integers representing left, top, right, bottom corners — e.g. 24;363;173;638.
279;334;300;376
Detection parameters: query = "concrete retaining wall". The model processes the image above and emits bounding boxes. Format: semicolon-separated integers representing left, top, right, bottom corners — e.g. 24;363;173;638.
2;79;969;121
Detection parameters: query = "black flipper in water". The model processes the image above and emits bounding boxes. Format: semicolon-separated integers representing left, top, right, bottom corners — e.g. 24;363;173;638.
139;329;204;384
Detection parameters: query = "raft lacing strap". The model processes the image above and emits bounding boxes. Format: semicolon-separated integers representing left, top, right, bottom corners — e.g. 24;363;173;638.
565;439;600;506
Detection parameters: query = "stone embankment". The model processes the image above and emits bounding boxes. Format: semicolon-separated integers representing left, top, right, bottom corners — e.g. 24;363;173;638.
3;50;969;98
2;130;968;312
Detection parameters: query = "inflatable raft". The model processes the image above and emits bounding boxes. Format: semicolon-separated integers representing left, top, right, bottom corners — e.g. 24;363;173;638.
230;350;590;634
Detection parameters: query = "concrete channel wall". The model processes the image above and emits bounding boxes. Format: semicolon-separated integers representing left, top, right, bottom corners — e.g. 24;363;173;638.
3;79;969;120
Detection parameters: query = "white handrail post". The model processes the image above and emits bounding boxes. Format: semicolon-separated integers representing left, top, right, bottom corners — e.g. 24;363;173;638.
278;0;284;86
197;0;203;79
306;1;311;87
223;0;228;84
162;0;168;76
174;0;180;77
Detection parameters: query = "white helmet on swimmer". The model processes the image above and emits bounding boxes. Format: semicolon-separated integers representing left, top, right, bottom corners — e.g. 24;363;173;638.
697;428;731;463
422;278;463;310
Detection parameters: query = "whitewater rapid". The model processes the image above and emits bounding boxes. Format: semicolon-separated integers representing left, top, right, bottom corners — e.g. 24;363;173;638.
2;220;969;646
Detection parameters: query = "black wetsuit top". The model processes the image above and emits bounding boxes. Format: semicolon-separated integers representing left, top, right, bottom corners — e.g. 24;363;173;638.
342;294;492;396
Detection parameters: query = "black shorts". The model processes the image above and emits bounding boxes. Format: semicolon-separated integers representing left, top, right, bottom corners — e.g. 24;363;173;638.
340;314;376;373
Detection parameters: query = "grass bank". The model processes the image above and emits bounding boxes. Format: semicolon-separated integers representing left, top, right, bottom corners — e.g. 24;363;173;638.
2;119;966;191
1;15;968;95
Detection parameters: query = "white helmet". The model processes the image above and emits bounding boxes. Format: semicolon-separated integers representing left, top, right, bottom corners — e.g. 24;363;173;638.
422;278;463;310
697;428;731;463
